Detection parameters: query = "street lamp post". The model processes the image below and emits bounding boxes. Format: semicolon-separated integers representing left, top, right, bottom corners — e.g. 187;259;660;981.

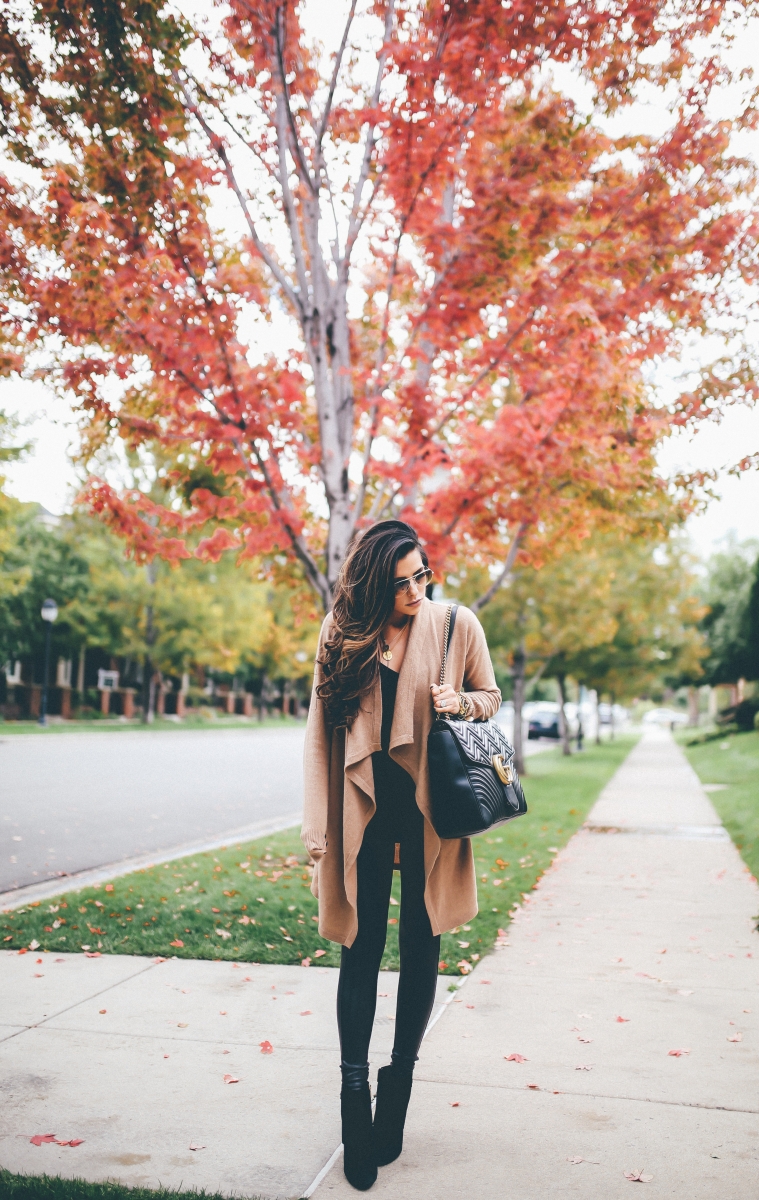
39;598;58;727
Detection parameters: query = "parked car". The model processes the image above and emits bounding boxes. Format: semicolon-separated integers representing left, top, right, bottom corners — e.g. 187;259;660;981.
526;702;561;740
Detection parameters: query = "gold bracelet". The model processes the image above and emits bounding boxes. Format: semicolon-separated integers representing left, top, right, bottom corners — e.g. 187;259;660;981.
457;691;471;719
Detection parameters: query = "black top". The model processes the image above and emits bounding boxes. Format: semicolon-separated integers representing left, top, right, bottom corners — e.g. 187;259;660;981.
371;663;418;839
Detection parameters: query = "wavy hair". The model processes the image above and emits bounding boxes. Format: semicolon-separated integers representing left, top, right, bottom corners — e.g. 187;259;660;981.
316;520;428;730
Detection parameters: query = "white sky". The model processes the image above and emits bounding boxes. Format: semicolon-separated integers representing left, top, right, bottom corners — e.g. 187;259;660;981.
2;1;758;560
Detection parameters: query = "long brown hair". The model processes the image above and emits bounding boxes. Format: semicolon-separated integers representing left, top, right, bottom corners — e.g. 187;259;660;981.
316;520;428;730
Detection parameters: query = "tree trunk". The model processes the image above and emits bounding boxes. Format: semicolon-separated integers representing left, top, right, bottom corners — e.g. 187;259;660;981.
594;688;602;744
512;644;526;777
77;644;86;696
557;674;571;756
576;683;584;752
142;562;157;724
687;685;700;727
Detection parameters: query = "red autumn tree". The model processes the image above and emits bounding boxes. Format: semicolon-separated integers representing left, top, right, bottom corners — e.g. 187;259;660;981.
0;0;757;609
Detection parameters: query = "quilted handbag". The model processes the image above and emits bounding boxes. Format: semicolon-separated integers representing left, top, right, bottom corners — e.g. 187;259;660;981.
428;604;527;839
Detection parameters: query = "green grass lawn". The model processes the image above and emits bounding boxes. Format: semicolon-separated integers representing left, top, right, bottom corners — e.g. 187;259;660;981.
0;1172;241;1200
2;736;635;975
680;727;759;884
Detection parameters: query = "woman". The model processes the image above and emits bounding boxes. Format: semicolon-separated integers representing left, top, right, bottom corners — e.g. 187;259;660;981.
301;520;501;1190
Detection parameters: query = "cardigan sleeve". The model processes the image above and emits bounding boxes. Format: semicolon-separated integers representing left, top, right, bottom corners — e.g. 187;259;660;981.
300;614;333;860
459;606;502;721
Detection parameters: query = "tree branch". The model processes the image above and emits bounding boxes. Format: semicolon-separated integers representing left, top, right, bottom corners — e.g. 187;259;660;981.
175;74;303;317
273;4;317;196
315;0;357;153
470;523;526;613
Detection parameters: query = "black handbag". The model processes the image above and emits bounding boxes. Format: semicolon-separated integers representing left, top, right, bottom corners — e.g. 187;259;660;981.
428;604;527;839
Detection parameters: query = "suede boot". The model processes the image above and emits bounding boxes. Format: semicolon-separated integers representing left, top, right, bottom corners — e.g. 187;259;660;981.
373;1064;413;1166
341;1084;377;1191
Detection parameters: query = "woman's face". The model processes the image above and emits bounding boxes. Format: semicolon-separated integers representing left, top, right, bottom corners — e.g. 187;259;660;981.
391;547;427;621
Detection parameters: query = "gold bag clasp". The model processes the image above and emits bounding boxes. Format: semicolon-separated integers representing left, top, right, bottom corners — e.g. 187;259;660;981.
492;754;514;785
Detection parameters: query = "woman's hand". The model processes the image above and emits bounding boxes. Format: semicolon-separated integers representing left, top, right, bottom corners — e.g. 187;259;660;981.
303;833;328;862
430;683;460;714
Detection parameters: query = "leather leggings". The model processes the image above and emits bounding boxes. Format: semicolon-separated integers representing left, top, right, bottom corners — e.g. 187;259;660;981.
337;805;440;1089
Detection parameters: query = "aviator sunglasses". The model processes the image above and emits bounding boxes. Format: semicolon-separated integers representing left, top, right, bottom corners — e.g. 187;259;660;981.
394;567;433;595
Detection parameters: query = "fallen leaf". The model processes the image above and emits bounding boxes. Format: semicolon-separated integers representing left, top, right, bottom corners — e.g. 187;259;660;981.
301;958;311;967
505;1053;528;1062
577;1036;592;1043
667;1048;691;1056
177;1022;189;1029
260;1040;274;1054
479;979;491;985
219;1010;227;1015
314;949;327;958
84;952;101;958
727;1033;743;1042
611;957;624;963
215;929;231;939
29;940;40;951
458;941;470;949
30;1134;57;1146
526;1083;540;1089
189;1142;206;1151
163;1054;169;1059
624;1170;653;1182
449;1101;459;1107
568;1156;584;1164
575;1065;593;1071
457;960;472;974
105;884;114;892
300;1010;312;1016
99;1009;106;1015
223;1073;240;1084
67;1139;84;1147
615;1016;630;1023
170;939;184;948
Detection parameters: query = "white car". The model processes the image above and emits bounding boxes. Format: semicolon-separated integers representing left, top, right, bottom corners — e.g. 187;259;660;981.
642;707;689;727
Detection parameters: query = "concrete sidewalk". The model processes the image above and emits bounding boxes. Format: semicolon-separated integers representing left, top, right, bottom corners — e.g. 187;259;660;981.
315;728;759;1198
1;729;757;1198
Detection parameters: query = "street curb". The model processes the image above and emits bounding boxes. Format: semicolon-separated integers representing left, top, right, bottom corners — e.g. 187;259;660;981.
0;811;303;911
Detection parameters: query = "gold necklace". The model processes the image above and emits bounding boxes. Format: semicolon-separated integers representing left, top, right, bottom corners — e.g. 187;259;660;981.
381;622;408;661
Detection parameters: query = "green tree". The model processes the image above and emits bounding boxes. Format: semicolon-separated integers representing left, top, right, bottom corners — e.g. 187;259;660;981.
464;533;706;768
698;537;759;687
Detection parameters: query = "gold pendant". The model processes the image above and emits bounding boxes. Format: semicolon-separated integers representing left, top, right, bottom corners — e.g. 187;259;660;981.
382;649;393;661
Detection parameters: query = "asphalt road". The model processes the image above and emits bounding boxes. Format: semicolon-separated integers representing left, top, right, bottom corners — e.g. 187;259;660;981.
0;726;306;893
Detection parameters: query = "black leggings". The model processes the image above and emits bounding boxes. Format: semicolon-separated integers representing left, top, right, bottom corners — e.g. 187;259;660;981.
337;808;440;1087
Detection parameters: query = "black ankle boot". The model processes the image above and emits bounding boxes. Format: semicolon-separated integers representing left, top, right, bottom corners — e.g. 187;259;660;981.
373;1064;413;1166
341;1084;377;1191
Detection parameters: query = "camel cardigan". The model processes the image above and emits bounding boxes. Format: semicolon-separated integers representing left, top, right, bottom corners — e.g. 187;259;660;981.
300;598;501;947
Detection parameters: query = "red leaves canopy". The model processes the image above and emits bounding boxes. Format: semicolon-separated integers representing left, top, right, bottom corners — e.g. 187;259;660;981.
0;0;757;604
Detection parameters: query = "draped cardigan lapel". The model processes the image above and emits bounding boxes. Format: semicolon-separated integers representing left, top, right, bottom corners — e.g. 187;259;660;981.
301;598;501;947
